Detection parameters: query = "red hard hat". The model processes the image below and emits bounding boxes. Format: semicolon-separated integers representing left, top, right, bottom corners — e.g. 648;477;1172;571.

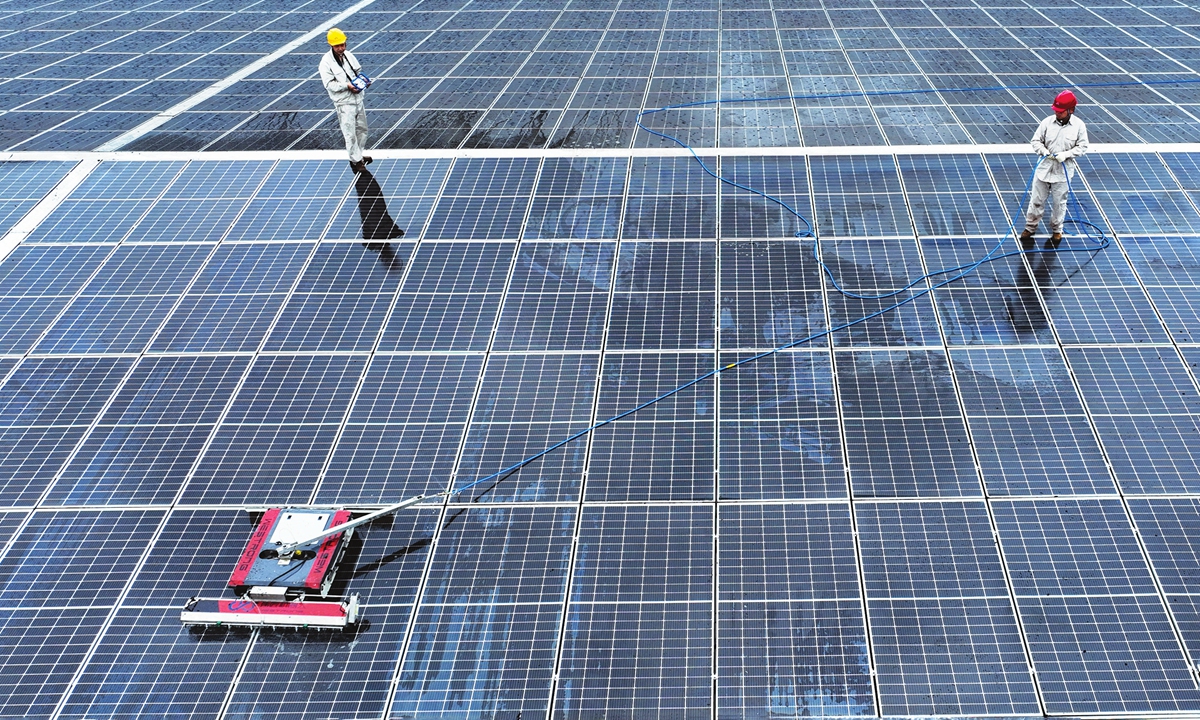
1052;90;1077;112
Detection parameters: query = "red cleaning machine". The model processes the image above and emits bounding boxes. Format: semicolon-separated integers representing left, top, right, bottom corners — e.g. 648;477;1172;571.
180;494;442;629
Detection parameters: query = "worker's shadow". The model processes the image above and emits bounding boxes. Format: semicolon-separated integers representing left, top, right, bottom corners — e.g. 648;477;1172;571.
1005;244;1059;334
354;167;405;269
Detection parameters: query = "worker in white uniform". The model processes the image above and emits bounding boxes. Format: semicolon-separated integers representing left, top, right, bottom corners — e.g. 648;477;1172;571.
319;28;371;173
1021;90;1089;249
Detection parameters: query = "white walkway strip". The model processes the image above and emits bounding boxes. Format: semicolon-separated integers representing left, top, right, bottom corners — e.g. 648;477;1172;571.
0;157;99;263
93;0;383;152
9;142;1200;163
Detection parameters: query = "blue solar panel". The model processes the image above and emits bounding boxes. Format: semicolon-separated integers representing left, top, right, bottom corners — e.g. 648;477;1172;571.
395;602;561;718
9;0;1200;715
48;356;250;505
0;607;109;718
873;596;1039;715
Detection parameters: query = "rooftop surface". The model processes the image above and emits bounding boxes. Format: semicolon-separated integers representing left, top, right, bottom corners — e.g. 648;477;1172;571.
4;1;1200;719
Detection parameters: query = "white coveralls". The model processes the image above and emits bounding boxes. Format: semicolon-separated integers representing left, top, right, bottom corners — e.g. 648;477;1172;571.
1025;114;1089;234
318;49;367;163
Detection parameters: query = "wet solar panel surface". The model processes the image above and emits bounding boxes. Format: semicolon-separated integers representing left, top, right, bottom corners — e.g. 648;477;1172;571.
3;0;1200;719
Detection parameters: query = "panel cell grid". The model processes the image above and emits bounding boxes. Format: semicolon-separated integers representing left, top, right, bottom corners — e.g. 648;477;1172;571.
0;509;163;609
718;600;874;718
48;355;249;506
995;499;1157;597
9;2;1200;716
857;501;1007;599
572;505;712;604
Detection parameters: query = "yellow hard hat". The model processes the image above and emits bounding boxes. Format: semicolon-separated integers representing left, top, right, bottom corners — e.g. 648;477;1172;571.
327;28;346;46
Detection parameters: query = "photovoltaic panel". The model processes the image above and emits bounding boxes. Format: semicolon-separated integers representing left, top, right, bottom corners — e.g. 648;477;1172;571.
222;604;413;720
526;157;626;240
422;505;572;605
494;249;613;351
8;1;1200;716
150;241;314;352
394;602;561;720
0;356;132;506
35;243;213;354
264;241;414;351
719;504;857;601
0;509;163;608
0;161;75;235
573;505;711;604
857;501;1007;598
869;597;1039;716
556;602;712;718
718;600;873;718
0;607;109;719
182;354;368;505
47;355;250;506
55;608;250;720
0;244;113;353
1022;594;1200;714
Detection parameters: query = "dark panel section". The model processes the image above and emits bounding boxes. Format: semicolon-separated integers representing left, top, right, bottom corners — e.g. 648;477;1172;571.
718;600;873;718
556;602;712;718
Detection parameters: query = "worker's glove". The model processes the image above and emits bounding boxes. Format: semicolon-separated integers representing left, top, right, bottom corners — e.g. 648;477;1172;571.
1037;148;1049;157
1053;152;1069;163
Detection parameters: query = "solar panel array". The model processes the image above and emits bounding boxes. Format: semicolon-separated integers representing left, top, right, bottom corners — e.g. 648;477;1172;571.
117;0;1200;152
3;0;1200;719
0;0;356;151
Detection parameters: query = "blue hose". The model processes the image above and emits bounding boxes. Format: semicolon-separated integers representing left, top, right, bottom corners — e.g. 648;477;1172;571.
447;80;1123;500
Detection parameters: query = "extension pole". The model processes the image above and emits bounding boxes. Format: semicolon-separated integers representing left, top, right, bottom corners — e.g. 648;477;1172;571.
273;491;448;555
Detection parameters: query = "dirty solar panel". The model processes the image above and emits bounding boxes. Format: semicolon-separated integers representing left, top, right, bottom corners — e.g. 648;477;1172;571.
56;608;251;720
8;6;1200;720
0;2;342;151
493;240;614;351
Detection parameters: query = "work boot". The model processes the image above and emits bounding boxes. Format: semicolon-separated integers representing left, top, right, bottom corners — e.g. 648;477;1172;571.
1046;232;1063;249
363;155;373;165
349;159;365;173
1019;230;1035;250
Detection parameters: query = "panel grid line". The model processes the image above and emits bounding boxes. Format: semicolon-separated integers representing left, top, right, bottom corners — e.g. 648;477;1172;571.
903;150;1048;716
769;0;808;150
37;159;288;720
819;0;891;148
814;149;883;717
543;150;636;720
379;153;545;719
1011;168;1200;693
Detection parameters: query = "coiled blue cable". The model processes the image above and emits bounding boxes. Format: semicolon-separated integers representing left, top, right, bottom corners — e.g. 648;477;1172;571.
448;80;1128;500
